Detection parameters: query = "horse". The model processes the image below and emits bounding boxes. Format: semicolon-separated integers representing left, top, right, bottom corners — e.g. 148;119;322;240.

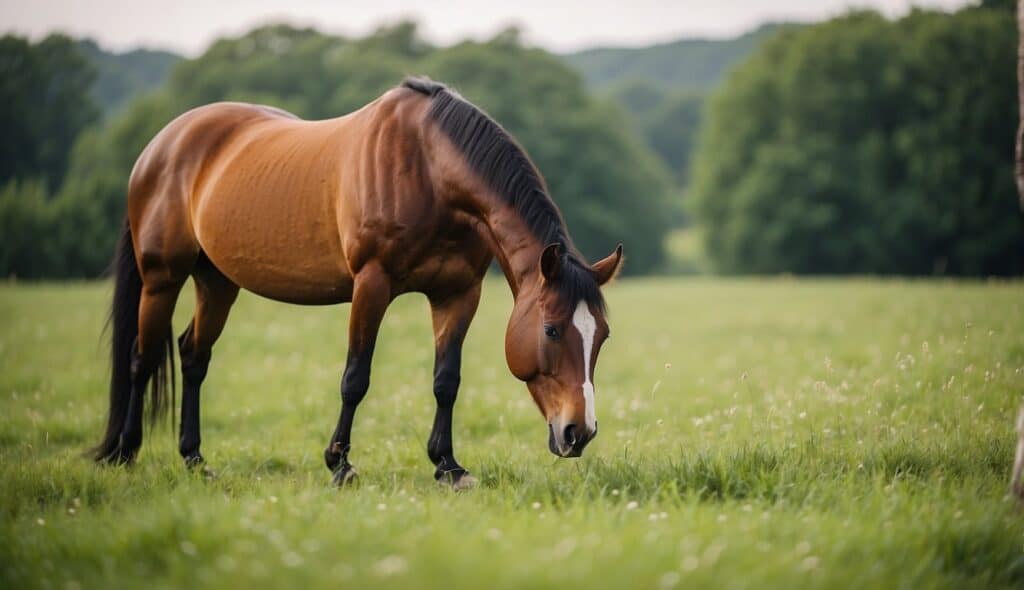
92;76;624;488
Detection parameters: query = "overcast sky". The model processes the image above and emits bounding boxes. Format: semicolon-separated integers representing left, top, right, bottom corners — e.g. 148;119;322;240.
1;0;974;55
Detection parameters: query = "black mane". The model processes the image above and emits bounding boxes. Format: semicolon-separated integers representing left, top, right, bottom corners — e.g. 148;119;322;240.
401;76;604;312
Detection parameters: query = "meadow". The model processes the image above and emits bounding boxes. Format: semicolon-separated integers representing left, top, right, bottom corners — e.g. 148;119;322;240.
1;277;1023;589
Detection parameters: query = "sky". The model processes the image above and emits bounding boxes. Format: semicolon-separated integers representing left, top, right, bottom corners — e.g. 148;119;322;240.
1;0;974;56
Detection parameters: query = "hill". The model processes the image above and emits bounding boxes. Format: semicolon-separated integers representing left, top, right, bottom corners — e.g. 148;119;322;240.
563;23;792;91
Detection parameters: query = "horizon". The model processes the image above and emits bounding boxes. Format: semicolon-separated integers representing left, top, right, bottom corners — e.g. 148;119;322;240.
1;0;972;57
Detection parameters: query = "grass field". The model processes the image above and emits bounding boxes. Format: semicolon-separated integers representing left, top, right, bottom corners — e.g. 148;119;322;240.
1;277;1023;589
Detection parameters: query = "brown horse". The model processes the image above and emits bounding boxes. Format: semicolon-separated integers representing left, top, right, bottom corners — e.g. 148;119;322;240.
93;77;623;488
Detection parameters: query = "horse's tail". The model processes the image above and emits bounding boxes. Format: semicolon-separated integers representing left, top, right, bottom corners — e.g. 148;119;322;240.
92;218;175;461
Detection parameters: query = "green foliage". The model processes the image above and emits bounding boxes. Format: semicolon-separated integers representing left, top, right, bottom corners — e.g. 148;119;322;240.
74;39;181;117
608;81;704;188
0;34;100;190
691;8;1024;275
979;0;1015;12
1;278;1023;587
0;179;58;278
44;22;674;277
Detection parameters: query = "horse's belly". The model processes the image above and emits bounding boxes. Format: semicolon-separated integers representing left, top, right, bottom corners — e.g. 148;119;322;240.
193;186;352;305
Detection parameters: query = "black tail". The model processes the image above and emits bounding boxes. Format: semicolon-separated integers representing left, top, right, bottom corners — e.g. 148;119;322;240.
92;219;175;461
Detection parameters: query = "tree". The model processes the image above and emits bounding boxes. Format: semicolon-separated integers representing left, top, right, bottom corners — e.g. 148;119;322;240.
690;8;1024;275
0;34;99;190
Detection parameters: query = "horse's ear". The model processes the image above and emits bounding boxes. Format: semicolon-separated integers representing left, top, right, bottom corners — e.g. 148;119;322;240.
591;243;624;285
540;243;563;282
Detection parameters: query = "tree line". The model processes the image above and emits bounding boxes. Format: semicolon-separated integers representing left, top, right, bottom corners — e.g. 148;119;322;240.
0;24;674;278
1;3;1021;278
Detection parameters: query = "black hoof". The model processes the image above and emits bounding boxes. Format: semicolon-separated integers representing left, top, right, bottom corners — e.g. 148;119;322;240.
324;442;349;472
99;441;138;465
436;468;476;491
183;454;215;477
331;464;358;487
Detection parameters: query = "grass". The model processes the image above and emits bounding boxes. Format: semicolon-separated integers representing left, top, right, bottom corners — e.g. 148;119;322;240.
1;277;1023;589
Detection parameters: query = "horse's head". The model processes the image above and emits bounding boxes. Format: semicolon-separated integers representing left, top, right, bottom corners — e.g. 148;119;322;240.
505;243;623;457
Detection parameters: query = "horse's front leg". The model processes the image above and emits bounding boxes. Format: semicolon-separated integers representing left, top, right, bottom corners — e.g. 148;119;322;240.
427;283;481;490
324;263;391;486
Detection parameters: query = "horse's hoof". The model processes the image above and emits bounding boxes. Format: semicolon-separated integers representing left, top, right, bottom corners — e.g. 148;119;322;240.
99;445;137;466
331;466;358;487
437;470;477;491
183;456;216;479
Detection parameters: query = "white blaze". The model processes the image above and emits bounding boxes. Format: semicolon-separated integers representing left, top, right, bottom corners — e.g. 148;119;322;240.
572;300;598;431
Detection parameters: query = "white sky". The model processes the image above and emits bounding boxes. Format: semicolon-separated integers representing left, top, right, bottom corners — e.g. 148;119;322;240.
0;0;974;55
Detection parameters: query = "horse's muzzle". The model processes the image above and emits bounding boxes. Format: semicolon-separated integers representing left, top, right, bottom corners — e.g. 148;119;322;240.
548;420;597;457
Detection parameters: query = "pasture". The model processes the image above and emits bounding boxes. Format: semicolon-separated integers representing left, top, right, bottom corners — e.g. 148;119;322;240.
1;277;1023;588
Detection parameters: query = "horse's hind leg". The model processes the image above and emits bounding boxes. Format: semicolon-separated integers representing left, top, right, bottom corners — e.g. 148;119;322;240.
114;279;186;462
178;258;239;468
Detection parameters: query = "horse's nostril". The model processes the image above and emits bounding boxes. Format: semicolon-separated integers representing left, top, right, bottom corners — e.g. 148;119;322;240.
564;424;578;447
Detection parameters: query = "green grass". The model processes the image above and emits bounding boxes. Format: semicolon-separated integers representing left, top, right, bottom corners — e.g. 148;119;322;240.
1;277;1023;589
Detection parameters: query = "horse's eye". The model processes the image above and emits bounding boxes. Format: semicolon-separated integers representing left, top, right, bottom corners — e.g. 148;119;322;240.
543;324;560;341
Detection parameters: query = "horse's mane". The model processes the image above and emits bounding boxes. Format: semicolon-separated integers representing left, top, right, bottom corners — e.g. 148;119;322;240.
401;76;604;312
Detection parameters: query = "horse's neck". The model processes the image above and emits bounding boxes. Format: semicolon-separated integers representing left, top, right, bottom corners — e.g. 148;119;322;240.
426;135;551;298
462;192;544;298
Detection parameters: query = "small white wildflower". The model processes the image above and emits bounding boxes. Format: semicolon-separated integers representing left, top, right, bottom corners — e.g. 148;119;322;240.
377;503;387;511
659;571;681;588
282;551;304;568
626;501;639;510
532;501;542;509
553;538;577;558
373;555;408;577
268;495;278;503
801;556;819;570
